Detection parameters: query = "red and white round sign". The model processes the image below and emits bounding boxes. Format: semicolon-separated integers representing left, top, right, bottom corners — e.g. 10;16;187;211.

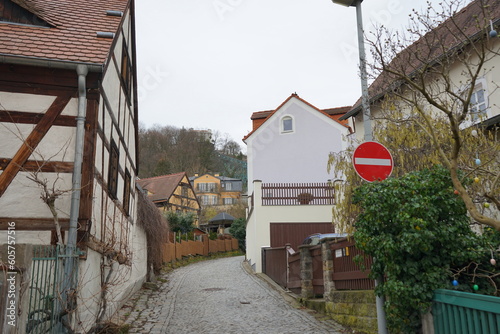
352;141;393;182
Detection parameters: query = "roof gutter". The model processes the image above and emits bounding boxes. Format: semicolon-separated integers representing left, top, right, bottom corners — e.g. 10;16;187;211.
0;54;103;72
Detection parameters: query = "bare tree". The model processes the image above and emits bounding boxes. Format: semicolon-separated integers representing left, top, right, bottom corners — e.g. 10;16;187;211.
363;0;500;230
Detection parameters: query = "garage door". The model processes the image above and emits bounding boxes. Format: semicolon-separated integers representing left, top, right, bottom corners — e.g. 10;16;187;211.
270;222;334;251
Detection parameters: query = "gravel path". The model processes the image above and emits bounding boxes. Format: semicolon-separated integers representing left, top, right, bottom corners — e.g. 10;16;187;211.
119;255;347;334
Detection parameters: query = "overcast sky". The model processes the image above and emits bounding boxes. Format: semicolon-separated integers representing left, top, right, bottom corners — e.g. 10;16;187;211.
135;0;444;151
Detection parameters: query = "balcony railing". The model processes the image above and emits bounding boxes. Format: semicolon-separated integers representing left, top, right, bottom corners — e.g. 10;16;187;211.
261;183;335;206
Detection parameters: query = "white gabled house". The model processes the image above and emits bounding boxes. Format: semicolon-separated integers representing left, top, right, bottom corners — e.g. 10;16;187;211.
0;0;146;331
243;94;351;273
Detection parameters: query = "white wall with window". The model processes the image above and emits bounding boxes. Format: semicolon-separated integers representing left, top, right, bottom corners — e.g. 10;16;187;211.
245;97;350;194
281;115;294;133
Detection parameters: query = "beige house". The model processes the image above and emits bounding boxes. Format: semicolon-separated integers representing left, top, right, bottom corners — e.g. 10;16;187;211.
190;173;243;207
340;0;500;142
338;0;500;228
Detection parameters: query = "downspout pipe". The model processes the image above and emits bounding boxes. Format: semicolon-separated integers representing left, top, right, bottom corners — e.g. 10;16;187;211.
59;64;88;329
68;64;88;250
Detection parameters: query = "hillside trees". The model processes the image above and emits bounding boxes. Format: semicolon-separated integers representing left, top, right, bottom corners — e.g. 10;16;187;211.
138;124;245;179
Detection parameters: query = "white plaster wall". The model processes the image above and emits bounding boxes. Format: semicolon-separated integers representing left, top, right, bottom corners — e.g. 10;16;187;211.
246;98;348;194
0;123;75;162
0;92;55;112
95;136;104;176
0;231;51;244
102;106;112;145
60;97;78;116
0;123;36;157
32;126;76;161
246;181;334;273
102;37;123;130
76;222;147;332
0;171;72;217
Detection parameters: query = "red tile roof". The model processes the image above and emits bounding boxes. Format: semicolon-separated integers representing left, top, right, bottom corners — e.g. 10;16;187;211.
0;0;128;65
243;94;352;141
137;172;189;203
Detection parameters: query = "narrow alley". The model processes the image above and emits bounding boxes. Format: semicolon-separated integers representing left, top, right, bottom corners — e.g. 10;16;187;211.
119;256;348;334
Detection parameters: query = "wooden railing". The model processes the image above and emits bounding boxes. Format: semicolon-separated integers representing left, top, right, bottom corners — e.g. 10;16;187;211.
261;183;335;206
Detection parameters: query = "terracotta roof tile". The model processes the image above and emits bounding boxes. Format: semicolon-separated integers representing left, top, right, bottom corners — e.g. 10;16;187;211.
0;0;128;65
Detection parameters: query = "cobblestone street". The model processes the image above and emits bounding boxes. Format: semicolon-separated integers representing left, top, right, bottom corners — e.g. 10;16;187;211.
118;255;348;334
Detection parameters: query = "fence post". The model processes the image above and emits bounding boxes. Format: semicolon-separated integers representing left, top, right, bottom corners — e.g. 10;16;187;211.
285;243;291;289
298;244;314;299
321;238;335;302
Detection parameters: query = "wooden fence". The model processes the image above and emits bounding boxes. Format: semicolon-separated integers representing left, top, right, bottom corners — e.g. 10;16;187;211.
331;240;374;290
161;235;239;263
433;289;500;334
262;237;374;298
261;183;335;206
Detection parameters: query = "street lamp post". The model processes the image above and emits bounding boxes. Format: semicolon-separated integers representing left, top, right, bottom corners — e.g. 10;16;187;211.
329;1;386;333
331;0;372;141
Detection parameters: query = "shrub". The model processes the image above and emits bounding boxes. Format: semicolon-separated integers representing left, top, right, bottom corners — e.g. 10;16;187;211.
353;165;482;333
229;218;246;251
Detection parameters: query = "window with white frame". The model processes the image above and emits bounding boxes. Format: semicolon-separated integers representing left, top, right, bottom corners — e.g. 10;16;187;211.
223;198;234;205
200;195;218;205
469;82;488;122
198;182;217;192
281;115;293;133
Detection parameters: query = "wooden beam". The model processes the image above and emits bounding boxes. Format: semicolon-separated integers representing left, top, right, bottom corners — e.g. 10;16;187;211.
0;159;74;173
0;95;72;197
0;63;101;90
0;218;70;230
77;99;98;248
0;110;76;127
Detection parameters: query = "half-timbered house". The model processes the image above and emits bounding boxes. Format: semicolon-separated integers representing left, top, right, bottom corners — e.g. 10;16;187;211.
0;0;145;331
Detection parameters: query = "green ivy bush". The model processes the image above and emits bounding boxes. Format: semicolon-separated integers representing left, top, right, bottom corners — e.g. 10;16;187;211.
353;165;489;333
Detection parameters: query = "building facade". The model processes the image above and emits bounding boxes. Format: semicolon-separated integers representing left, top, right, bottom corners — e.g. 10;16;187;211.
0;0;145;331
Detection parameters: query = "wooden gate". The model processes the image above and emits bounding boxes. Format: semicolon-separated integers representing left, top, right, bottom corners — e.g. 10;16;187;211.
433;289;500;334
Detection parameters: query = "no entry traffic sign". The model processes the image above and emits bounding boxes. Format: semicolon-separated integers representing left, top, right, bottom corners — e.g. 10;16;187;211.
353;141;393;182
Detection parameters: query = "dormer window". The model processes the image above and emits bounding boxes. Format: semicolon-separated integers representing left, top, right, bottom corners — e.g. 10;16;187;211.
281;115;294;133
0;0;50;27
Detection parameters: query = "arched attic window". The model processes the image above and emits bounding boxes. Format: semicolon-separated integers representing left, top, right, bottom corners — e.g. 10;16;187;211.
281;115;294;133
